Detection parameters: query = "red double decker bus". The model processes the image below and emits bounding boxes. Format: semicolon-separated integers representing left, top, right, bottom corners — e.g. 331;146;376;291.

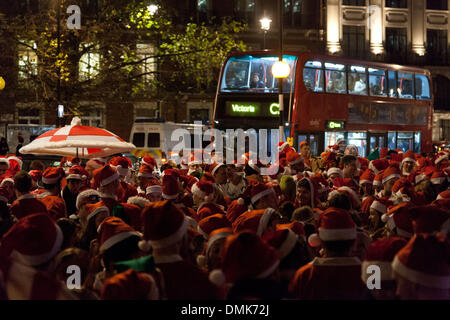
213;51;433;157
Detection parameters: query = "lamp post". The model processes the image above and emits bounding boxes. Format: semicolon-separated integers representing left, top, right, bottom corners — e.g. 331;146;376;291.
259;17;271;50
56;0;61;126
0;76;5;91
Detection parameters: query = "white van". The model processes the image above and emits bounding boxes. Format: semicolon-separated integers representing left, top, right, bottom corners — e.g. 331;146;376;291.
129;119;210;166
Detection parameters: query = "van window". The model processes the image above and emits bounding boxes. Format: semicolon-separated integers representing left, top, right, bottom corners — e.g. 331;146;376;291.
148;133;160;148
133;133;145;148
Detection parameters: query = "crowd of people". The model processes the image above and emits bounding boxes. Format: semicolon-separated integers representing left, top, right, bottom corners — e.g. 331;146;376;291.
0;140;448;300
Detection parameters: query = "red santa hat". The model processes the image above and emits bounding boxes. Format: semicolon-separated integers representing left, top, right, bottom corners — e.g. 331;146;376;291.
327;167;343;178
142;156;158;170
389;153;403;164
41;167;65;185
369;159;389;174
161;174;179;200
276;221;306;240
381;202;414;238
209;231;279;286
109;156;132;177
263;228;298;260
408;170;430;186
28;170;42;182
401;151;416;165
410;205;450;235
286;151;304;166
197;214;232;239
126;196;150;209
208;162;225;176
84;202;109;224
196;227;233;268
226;198;248;223
0;176;14;188
93;165;120;189
232;208;277;236
430;170;447;185
76;188;101;210
361;237;408;282
434;152;449;166
250;183;275;205
120;203;144;232
373;171;383;187
144;178;162;196
278;141;291;153
66;165;88;181
392;233;450;289
328;186;361;210
139;200;188;252
308;207;356;247
86;158;105;170
370;198;393;215
191;180;215;203
359;169;375;185
101;269;159;300
380;147;389;159
0;157;10;169
7;156;22;171
137;164;155;179
0;213;63;267
437;190;450;200
196;203;225;221
382;164;401;184
97;217;141;253
358;157;369;172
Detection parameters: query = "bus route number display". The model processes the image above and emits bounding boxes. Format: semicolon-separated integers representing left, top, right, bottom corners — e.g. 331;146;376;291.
326;120;345;129
226;101;280;117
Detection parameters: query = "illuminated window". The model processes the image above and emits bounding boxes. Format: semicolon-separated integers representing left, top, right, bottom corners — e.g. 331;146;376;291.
284;0;302;27
18;40;38;83
303;61;324;92
137;43;156;83
397;72;414;99
324;62;346;94
79;44;100;81
368;68;387;97
348;65;367;95
415;74;431;100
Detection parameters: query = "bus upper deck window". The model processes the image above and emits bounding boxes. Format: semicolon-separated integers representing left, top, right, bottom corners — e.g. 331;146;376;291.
303;60;323;92
368;68;387;97
398;72;415;99
415;74;431;100
324;62;346;94
348;65;367;95
388;70;397;98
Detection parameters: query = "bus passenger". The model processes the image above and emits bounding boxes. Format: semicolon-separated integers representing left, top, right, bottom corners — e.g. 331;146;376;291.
250;73;264;89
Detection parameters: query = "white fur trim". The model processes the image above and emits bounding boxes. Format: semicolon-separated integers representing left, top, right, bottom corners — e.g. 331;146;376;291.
359;179;372;186
278;142;290;152
162;192;178;200
401;158;415;165
16;193;36;201
148;217;188;249
277;229;298;260
414;174;426;185
42;175;61;185
382;174;401;185
373;180;382;186
9;224;63;267
86;206;109;223
370;200;387;214
100;171;120;187
361;261;394;282
256;259;280;279
338;186;361;207
209;269;226;286
318;227;357;241
250;187;274;205
76;189;100;209
327;167;343;178
0;178;14;187
100;231;141;252
211;163;225;176
256;208;275;236
0;158;10;168
392;256;450;289
206;231;232;253
369;162;379;174
137;172;155;178
146;185;162;194
430;177;446;185
435;154;448;165
7;156;22;169
127;196;150;208
67;174;85;180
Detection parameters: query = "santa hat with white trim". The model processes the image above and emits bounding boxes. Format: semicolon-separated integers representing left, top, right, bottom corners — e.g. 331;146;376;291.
208;162;226;176
328;186;361;210
373;171;383;188
127;196;150;209
327;167;343;178
0;176;14;188
361;237;408;283
369;159;389;174
381;202;414;238
138;200;188;252
29;170;42;183
278;141;291;153
97;216;141;253
392;233;450;290
410;205;450;235
430;170;447;185
0;212;63;267
109;156;132;178
161;174;179;200
359;169;375;185
0;157;10;169
93;165;120;189
84;202;110;225
371;198;393;215
7;156;22;171
191;180;215;203
308;207;356;247
232;208;276;236
401;151;416;166
382;164;401;184
197;214;232;239
142;156;158;170
101;269;160;300
137;164;155;179
209;231;279;286
434;152;449;166
41;167;65;185
286;151;304;166
76;188;101;210
250;182;275;205
226;198;248;223
67;165;88;181
437;190;450;200
145;179;162;197
196;227;233;268
263;228;298;260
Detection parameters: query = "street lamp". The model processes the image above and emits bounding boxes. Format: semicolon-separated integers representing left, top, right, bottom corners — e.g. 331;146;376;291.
0;77;5;91
147;4;159;15
56;0;61;126
259;17;271;49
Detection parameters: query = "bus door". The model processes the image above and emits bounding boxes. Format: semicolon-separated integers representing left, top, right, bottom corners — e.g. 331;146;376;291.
368;133;387;156
296;132;324;157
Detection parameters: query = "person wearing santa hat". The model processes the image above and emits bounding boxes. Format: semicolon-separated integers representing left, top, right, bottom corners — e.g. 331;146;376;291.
392;233;450;300
341;155;359;186
0;157;10;178
359;169;375;201
380;164;402;200
77;202;111;251
92;165;120;214
284;151;305;176
37;167;67;221
109;156;138;203
0;176;15;203
145;179;163;202
299;141;312;169
361;237;408;300
289;207;369;300
10;171;47;220
367;197;393;241
137;164;157;196
400;151;416;176
249;182;279;212
222;164;247;200
139;200;221;300
382;202;415;239
192;180;225;221
196;227;233;273
62;165;89;217
296;177;322;209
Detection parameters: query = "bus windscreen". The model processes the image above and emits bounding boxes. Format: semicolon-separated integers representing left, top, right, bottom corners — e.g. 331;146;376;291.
220;54;297;93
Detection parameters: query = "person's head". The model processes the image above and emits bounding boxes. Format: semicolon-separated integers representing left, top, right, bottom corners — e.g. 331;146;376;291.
213;165;227;185
296;178;312;207
279;175;296;202
251;73;259;83
360;182;373;197
67;178;83;194
56;218;81;250
253;189;279;211
53;247;90;285
383;177;399;196
402;160;415;174
322;240;355;257
291;206;314;224
344;145;358;156
101;235;141;271
13;170;32;195
328;192;351;211
341;155;358;178
279;201;295;222
0;160;9;176
29;160;45;171
299;142;310;158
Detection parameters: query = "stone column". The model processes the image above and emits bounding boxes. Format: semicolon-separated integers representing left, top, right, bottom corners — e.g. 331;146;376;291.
369;0;384;55
411;0;426;56
326;0;341;53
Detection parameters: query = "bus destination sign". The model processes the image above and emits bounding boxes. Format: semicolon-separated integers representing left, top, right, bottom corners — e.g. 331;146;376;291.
226;101;280;117
326;120;345;130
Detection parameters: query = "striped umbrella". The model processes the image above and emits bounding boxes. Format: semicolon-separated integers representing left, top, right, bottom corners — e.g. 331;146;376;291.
19;117;136;159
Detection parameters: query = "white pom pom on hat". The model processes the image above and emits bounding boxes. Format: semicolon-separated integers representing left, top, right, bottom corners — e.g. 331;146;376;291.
209;269;226;287
138;240;152;252
308;233;321;247
237;198;244;205
381;213;389;223
196;255;207;268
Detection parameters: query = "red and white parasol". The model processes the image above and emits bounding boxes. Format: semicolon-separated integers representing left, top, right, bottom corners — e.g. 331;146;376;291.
19;117;136;159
